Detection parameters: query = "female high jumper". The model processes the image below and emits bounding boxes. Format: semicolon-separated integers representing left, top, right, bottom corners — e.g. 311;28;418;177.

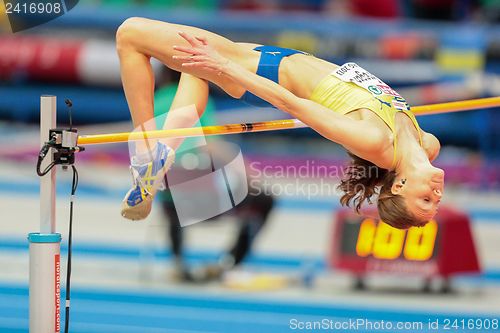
116;17;443;229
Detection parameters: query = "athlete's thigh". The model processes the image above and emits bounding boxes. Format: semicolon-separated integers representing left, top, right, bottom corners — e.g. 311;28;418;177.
128;18;257;92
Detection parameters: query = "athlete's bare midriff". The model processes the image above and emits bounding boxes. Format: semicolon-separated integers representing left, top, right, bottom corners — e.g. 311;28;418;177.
235;44;388;129
233;43;425;158
280;53;339;98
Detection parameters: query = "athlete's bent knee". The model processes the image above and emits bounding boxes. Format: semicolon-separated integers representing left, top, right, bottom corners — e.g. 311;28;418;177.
116;17;149;53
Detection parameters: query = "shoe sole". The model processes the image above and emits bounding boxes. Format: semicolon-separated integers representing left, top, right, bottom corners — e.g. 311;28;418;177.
121;148;175;221
120;194;153;221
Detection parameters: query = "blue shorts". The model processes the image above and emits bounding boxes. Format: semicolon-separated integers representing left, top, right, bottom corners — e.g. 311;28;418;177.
240;45;306;108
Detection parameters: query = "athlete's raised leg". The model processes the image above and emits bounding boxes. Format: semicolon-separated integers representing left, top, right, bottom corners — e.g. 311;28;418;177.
121;71;211;220
116;17;258;132
116;18;261;220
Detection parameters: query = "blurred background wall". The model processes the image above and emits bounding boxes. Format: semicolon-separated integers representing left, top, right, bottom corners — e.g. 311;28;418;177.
1;0;500;157
1;1;500;332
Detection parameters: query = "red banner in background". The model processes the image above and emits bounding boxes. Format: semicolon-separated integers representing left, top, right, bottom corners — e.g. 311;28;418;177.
0;37;82;82
0;36;161;86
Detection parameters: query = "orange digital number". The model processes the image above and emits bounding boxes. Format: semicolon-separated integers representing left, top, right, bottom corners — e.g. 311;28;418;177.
354;218;438;261
403;220;438;261
372;221;406;260
356;219;376;257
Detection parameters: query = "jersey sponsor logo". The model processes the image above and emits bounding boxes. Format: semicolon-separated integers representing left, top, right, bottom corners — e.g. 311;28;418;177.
376;98;392;108
368;85;382;95
265;51;281;56
377;84;401;97
333;63;410;110
392;97;410;111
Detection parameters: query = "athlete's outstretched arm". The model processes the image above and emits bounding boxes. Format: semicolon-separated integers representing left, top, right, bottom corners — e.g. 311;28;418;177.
173;32;384;154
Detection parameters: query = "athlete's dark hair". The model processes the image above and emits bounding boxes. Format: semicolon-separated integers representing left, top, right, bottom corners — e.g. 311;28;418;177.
337;152;428;229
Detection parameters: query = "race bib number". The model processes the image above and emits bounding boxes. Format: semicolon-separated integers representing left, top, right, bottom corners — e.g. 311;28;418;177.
332;63;410;111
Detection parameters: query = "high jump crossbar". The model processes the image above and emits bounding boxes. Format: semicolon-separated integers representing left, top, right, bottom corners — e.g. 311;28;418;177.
77;96;500;146
31;95;500;332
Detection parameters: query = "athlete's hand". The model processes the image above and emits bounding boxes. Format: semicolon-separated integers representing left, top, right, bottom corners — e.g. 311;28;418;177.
173;31;230;75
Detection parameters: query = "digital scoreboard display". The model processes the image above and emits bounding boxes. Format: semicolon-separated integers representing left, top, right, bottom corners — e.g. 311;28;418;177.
341;218;439;261
330;206;480;277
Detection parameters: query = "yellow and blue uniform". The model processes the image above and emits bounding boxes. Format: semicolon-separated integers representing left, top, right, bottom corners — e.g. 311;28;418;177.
243;49;423;169
241;45;306;107
309;69;423;169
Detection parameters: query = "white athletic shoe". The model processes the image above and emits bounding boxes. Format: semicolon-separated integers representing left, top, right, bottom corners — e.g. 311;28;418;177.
121;142;175;221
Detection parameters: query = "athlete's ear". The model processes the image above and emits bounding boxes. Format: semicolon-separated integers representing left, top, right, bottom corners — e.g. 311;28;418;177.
391;179;405;195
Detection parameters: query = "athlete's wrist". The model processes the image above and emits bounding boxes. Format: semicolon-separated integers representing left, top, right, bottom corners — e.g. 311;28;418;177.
219;58;235;76
218;58;234;75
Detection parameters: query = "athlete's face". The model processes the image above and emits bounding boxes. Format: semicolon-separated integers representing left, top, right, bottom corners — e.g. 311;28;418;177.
392;166;445;224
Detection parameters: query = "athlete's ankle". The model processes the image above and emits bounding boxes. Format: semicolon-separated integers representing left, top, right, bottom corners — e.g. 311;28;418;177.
132;145;158;165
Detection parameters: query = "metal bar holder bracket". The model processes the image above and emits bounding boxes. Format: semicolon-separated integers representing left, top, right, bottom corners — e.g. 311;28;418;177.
30;96;83;333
